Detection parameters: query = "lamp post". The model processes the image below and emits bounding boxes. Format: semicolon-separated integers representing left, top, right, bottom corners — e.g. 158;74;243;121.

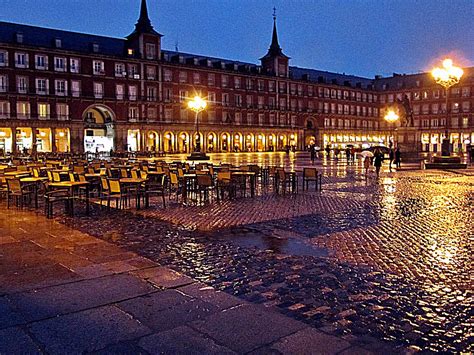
431;59;463;156
187;95;210;160
384;110;399;148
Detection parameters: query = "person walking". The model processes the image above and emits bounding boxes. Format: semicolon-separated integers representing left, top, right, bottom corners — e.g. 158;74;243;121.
310;144;316;164
373;149;383;178
345;147;351;164
364;156;371;178
389;148;394;172
395;147;401;169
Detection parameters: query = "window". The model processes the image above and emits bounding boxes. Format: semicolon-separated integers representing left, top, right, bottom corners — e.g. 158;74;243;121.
461;87;470;97
462;101;470;112
55;38;62;48
35;55;48;70
431;103;439;114
128;85;137;100
164;109;172;120
93;60;104;75
422;104;429;114
279;82;286;93
235;94;242;107
54;57;66;72
164;69;172;82
16;102;30;118
35;78;48;95
308;85;313;96
92;43;100;53
387;94;394;103
413;91;420;100
129;107;139;120
247;79;254;90
0;75;7;92
163;88;172;102
71;80;81;97
433;89;440;99
234;77;241;89
452;102;459;113
208;73;215;86
422;91;429;99
208;92;216;103
56;103;69;120
0;101;11;118
17;76;28;94
337;104;343;114
413;105;420;115
128;64;139;79
462;117;469;127
268;81;275;92
221;75;228;88
432;119;438;127
93;82;103;98
246;95;253;108
246;113;253;124
114;63;125;77
116;84;124;100
145;66;156;80
193;72;200;84
268;97;275;109
222;93;229;106
145;43;156;60
147;107;157;120
147;87;156;101
298;84;303;96
258;96;265;109
179;71;187;83
258;113;264;125
38;103;50;119
324;118;330;127
70;58;80;73
279;98;286;110
0;50;8;66
54;80;67;96
235;112;241;125
15;52;28;68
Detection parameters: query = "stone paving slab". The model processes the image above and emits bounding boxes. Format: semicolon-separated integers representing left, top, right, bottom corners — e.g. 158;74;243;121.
28;305;151;355
177;282;244;310
9;273;158;322
132;266;195;288
190;304;307;353
0;327;41;354
138;325;237;355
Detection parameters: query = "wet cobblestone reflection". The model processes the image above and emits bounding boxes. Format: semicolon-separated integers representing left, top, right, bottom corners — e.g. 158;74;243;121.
61;160;473;353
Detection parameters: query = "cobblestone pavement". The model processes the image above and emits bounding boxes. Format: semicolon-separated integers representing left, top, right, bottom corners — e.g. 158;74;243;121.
5;153;473;353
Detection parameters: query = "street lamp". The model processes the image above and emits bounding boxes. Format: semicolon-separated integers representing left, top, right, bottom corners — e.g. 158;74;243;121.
187;95;210;160
384;110;399;148
431;58;464;156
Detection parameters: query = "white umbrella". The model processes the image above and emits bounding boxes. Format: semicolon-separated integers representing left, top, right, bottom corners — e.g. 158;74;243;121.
360;150;374;158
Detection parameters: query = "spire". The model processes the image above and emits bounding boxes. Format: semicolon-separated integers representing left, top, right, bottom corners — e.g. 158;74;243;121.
261;7;288;59
128;0;162;38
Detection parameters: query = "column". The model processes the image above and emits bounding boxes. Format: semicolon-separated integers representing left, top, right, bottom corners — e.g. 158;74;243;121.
51;128;57;153
32;128;37;157
11;126;17;155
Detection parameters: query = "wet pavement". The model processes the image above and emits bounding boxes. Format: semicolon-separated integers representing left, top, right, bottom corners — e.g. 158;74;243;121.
3;153;474;353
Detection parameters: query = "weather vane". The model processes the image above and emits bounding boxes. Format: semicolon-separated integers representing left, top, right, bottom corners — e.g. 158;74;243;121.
273;7;277;20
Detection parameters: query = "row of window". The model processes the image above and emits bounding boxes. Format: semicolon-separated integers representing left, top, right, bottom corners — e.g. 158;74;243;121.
379;87;471;103
0;101;69;119
411;102;471;115
323;118;380;130
418;117;470;128
1;50;380;101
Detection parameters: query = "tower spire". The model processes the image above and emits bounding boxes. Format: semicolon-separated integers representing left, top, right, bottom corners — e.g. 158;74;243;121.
128;0;161;37
261;7;288;59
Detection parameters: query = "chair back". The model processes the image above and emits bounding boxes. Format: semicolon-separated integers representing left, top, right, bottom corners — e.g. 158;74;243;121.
47;170;53;181
100;177;109;191
78;174;86;182
177;168;184;178
140;170;148;179
120;169;128;178
217;171;231;182
197;174;212;187
131;170;139;179
73;166;85;173
107;179;121;194
88;167;95;174
170;172;178;185
303;168;317;178
7;178;21;193
277;169;286;181
32;168;40;178
68;173;76;182
52;172;61;182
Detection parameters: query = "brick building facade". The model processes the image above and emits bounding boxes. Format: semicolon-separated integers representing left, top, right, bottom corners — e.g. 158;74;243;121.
0;0;472;155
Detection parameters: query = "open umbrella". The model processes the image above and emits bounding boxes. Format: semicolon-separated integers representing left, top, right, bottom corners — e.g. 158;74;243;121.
360;150;374;158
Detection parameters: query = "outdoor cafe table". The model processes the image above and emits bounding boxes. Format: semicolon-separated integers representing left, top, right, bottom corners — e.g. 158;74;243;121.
231;171;256;197
119;178;146;209
4;171;31;178
20;176;47;208
49;181;90;216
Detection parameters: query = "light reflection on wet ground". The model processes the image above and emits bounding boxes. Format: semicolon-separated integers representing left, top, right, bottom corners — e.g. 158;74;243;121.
59;153;473;352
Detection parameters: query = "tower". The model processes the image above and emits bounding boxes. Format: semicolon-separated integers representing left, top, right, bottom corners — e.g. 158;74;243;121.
260;8;289;77
126;0;163;60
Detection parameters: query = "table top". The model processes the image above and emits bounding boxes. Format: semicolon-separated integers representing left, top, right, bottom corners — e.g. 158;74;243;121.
21;177;48;183
119;178;145;184
49;181;89;187
231;171;256;176
4;171;31;176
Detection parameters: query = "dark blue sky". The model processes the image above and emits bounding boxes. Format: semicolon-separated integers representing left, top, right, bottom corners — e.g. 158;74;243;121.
1;0;472;78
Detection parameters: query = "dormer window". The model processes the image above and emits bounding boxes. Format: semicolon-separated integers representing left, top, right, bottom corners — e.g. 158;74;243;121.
92;43;100;53
127;49;134;56
16;33;24;43
55;38;62;48
145;43;156;60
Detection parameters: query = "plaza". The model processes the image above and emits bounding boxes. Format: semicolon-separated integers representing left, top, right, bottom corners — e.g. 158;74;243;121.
0;152;472;353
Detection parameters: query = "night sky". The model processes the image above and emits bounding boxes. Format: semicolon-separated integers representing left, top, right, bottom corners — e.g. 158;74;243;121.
1;0;472;78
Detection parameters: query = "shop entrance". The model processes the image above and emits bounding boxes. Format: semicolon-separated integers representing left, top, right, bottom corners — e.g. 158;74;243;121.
83;105;115;153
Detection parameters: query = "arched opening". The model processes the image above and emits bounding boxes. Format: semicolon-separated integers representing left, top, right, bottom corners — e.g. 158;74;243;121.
16;128;33;154
36;128;52;152
55;128;70;153
146;131;159;152
178;132;189;153
256;133;266;152
83;105;115;153
127;129;140;152
289;133;297;150
207;132;217;152
306;119;314;129
267;134;276;152
244;133;254;152
233;133;243;152
163;132;174;153
305;135;316;146
0;128;13;154
192;132;203;153
220;133;230;152
278;134;287;150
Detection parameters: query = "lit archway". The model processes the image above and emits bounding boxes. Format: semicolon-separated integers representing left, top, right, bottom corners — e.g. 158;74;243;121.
83;105;115;153
207;132;217;152
163;131;175;153
146;131;159;152
233;133;243;152
256;133;266;152
220;132;230;152
178;132;190;153
267;134;276;152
